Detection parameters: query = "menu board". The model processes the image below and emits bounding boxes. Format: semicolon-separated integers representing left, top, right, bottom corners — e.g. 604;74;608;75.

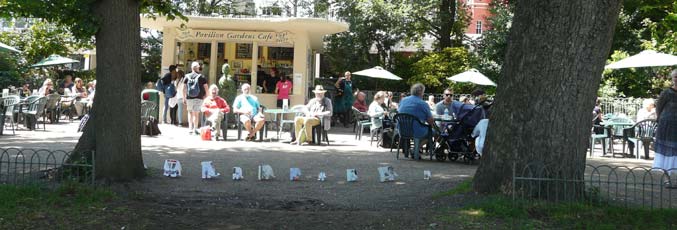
236;43;252;59
268;47;294;60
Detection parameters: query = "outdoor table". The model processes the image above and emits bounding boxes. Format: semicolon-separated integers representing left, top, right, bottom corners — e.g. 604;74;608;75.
600;120;635;156
264;108;298;140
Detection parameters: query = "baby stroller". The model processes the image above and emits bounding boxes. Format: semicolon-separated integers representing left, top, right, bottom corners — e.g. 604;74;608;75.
433;104;485;164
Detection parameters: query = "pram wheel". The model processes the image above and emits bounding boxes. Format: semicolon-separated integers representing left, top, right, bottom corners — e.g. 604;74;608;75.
433;143;447;162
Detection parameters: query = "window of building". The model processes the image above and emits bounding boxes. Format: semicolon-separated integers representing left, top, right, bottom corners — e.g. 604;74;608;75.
476;21;482;34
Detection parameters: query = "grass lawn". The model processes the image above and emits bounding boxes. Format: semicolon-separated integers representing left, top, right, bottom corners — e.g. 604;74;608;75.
0;183;118;229
434;179;677;229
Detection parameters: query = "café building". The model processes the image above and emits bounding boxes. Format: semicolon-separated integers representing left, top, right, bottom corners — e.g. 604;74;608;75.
140;15;348;121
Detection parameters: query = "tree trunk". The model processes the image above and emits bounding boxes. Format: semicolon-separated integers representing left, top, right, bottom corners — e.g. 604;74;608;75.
472;0;621;199
437;0;454;50
73;0;144;181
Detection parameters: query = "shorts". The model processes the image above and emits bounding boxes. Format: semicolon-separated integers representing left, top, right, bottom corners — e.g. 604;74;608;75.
239;113;265;124
186;98;202;112
276;99;290;108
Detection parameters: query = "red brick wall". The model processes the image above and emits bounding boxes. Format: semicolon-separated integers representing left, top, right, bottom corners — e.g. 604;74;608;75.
459;0;492;35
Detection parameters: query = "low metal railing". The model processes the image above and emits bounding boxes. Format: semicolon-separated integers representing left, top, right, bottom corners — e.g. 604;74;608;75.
0;148;94;188
512;162;676;209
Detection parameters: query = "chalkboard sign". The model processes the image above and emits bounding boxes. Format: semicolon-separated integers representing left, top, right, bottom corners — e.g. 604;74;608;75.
268;47;294;60
236;43;252;59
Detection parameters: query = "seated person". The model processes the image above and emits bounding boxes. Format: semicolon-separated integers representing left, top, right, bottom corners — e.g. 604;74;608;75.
291;85;333;145
38;79;54;97
70;77;89;118
435;88;463;127
233;84;266;141
398;83;436;159
472;119;489;156
201;84;231;140
426;95;436;111
352;91;368;112
368;91;389;130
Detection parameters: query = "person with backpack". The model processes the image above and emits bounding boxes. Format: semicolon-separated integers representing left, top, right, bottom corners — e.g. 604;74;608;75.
161;65;177;124
183;62;209;135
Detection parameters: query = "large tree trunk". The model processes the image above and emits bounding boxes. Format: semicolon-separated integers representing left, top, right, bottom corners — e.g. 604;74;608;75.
73;0;144;181
437;0;454;50
472;0;622;199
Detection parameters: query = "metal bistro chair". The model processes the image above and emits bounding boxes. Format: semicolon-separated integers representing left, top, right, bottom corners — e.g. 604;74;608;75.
392;113;433;160
623;119;658;159
352;106;371;140
2;95;20;135
23;96;48;131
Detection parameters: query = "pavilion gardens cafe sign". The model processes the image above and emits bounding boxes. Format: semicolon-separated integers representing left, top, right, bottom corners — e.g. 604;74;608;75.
176;28;293;45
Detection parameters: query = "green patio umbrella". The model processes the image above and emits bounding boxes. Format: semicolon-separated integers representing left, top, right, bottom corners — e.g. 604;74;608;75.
0;41;21;53
31;54;79;67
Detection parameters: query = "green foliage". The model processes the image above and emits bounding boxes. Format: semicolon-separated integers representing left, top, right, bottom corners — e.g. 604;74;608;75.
436;195;677;229
141;29;162;83
471;0;512;85
411;47;472;93
0;52;21;89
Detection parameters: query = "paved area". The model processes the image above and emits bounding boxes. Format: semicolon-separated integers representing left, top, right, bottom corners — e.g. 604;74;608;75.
0;120;668;228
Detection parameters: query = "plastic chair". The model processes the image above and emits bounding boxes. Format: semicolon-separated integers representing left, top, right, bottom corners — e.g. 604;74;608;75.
608;117;634;156
141;101;158;122
2;95;20;135
623;119;657;159
279;105;307;138
23;96;48;131
44;94;61;123
590;124;609;157
352;107;371;140
236;105;269;141
392;113;433;160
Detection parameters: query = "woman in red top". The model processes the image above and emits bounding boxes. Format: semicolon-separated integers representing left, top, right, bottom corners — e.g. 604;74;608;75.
275;75;293;108
201;84;231;140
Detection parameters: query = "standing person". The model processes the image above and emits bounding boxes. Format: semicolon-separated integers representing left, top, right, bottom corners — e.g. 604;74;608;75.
264;68;279;94
173;69;185;126
275;74;292;108
201;84;230;141
162;65;177;124
654;70;677;187
335;71;354;127
183;62;209;135
233;83;266;141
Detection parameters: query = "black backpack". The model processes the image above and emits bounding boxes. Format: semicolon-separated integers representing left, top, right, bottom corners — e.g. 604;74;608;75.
379;128;398;148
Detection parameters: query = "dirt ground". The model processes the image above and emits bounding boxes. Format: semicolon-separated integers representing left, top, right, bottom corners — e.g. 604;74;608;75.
0;121;658;229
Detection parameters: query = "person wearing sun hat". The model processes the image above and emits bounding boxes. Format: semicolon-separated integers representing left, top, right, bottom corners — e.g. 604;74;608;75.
290;85;333;145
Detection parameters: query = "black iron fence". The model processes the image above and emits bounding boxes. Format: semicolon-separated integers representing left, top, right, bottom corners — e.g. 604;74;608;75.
0;148;94;188
513;162;676;209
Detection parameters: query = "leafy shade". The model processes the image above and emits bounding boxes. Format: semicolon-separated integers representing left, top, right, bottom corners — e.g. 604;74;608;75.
0;0;186;41
411;47;472;93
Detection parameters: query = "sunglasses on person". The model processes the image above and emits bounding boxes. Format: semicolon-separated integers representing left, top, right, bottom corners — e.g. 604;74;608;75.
444;94;452;97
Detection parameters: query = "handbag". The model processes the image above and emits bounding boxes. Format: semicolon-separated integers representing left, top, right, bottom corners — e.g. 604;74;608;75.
200;126;212;141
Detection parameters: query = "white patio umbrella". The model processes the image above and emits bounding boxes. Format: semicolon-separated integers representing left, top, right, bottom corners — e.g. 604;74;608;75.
0;41;21;53
447;69;497;86
31;54;79;67
352;66;402;80
605;50;677;69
